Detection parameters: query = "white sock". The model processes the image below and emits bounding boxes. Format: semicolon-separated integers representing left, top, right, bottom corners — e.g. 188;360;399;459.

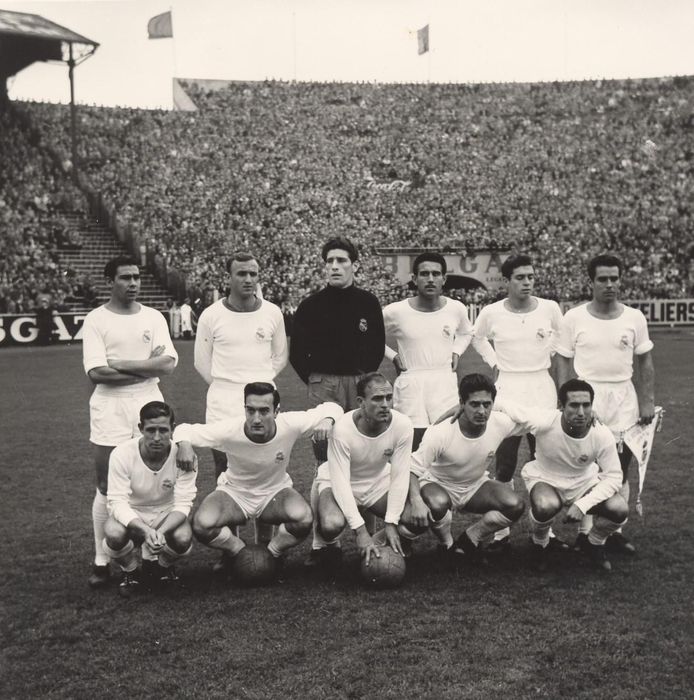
102;539;137;572
429;510;453;548
528;511;553;548
588;515;622;546
267;523;303;557
579;514;594;536
158;543;192;568
466;511;513;547
92;490;109;566
209;526;246;556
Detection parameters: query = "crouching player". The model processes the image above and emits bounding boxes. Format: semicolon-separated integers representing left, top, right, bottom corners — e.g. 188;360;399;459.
497;379;627;572
402;374;525;566
174;382;343;575
310;372;414;569
103;402;197;596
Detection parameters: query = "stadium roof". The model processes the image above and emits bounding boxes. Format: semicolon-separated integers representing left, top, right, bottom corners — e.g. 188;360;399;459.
0;9;98;79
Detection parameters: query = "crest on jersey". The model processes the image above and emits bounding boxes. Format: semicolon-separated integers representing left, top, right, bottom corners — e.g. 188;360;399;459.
619;334;631;349
275;451;285;462
578;454;589;464
256;327;267;341
359;318;368;333
536;328;547;340
442;325;452;338
162;478;174;490
383;448;394;458
143;330;151;343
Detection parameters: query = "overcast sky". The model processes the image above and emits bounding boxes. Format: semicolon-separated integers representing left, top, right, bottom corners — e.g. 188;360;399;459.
5;0;694;108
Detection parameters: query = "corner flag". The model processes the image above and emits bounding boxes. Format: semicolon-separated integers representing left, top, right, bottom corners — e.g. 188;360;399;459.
148;11;173;39
417;24;429;55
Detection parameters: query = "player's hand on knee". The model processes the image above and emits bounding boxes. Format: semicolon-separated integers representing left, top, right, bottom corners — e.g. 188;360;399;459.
145;528;165;553
311;418;335;443
384;523;404;557
176;441;198;472
563;504;584;523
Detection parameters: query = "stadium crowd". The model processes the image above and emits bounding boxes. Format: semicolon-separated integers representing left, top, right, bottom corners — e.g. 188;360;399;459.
11;76;694;311
0;109;94;314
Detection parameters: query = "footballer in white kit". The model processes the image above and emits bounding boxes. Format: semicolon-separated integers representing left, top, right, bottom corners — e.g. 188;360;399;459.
472;254;563;549
82;256;178;588
556;253;655;554
383;252;482;450
102;401;196;595
311;372;414;567
403;374;525;565
173;382;342;573
495;379;628;572
194;252;288;478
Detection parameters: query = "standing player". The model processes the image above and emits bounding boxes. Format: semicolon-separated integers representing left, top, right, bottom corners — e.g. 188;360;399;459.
472;254;564;551
310;372;414;566
103;401;197;596
383;252;481;450
179;297;195;340
194;251;288;479
495;380;628;572
82;256;178;588
556;253;655;554
289;237;385;460
403;374;525;564
173;383;342;571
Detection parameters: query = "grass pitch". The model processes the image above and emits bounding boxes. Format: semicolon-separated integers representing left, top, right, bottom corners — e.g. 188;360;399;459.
1;331;693;699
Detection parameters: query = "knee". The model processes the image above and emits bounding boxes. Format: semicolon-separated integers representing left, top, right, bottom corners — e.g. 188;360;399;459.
319;509;346;540
103;518;128;548
422;491;451;521
286;502;313;536
531;495;559;522
503;493;525;521
605;496;629;524
168;523;193;552
192;511;217;542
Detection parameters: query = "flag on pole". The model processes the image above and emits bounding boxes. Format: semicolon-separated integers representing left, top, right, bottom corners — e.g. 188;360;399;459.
148;11;173;39
621;407;664;517
417;24;429;55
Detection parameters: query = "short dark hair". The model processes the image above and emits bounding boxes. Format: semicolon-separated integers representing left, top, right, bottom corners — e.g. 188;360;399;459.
458;373;497;403
588;253;622;281
558;378;594;406
139;401;175;427
412;252;447;276
244;381;280;409
357;372;389;398
321;237;358;263
104;256;138;281
501;254;533;280
226;251;257;273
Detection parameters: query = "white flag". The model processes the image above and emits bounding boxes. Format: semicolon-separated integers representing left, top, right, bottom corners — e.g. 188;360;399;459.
621;407;664;517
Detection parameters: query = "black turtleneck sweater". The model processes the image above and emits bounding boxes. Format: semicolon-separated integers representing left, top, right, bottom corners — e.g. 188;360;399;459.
289;284;385;384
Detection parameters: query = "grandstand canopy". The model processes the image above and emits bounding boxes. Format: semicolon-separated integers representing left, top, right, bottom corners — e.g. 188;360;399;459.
0;9;98;81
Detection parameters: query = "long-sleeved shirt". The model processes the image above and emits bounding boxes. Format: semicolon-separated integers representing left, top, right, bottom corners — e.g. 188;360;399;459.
289;285;385;383
382;298;475;370
194;298;288;385
107;438;196;527
496;399;623;514
326;409;413;529
173;403;344;495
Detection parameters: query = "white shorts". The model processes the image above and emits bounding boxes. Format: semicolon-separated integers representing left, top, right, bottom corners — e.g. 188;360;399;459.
393;368;459;428
206;381;247;423
587;379;639;438
419;471;491;510
215;472;293;520
89;386;164;446
495;370;557;410
522;460;600;505
313;462;391;510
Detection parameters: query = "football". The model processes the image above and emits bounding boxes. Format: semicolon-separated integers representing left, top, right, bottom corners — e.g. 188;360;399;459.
231;544;278;587
360;546;406;589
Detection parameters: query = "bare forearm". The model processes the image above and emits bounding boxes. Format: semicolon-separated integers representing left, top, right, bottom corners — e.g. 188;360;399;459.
110;356;175;378
556;355;575;389
635;354;655;404
88;367;146;385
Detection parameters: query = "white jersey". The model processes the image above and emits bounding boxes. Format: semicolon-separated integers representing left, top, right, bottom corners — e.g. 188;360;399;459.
82;304;178;397
383;298;473;370
556;303;653;382
496;400;623;513
194;298;288;385
173;402;343;495
411;412;520;488
107;438;197;527
328;410;414;529
472;297;563;372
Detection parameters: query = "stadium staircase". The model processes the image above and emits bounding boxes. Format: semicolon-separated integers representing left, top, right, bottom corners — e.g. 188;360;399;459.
58;213;171;312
